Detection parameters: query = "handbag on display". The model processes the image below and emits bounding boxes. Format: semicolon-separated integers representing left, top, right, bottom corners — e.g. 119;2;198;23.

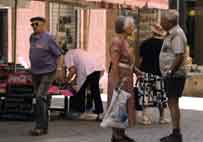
8;72;32;86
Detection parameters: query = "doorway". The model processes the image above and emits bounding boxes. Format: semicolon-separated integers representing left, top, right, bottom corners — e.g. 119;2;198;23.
0;8;8;63
186;1;196;58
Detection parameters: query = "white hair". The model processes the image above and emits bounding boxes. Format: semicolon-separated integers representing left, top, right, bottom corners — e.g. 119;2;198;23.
162;10;179;25
124;16;135;30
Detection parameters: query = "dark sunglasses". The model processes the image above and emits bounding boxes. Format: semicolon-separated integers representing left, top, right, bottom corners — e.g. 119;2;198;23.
31;22;39;27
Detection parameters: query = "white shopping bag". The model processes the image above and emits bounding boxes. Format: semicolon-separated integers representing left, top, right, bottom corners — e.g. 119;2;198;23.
100;88;131;128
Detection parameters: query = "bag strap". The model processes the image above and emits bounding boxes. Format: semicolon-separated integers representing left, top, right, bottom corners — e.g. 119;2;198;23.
108;62;112;74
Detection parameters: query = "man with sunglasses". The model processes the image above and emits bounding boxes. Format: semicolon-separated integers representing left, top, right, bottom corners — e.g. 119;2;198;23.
29;17;63;136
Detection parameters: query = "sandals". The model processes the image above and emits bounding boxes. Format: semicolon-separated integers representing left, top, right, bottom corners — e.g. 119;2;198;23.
96;114;103;122
30;128;48;136
159;118;170;124
138;117;152;125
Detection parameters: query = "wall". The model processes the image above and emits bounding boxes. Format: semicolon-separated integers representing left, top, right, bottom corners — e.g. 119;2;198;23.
9;1;45;67
49;2;78;51
87;9;106;70
105;9;118;69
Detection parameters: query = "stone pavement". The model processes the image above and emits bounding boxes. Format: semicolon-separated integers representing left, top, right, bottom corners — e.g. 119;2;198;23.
0;108;203;142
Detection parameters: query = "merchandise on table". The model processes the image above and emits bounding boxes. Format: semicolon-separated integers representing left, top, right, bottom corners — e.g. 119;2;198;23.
8;85;33;95
0;63;34;120
4;96;33;113
0;82;7;95
8;72;32;86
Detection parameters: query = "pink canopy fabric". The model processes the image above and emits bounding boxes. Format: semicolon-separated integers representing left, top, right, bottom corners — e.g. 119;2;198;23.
48;86;74;96
148;0;168;9
86;0;168;9
125;0;147;8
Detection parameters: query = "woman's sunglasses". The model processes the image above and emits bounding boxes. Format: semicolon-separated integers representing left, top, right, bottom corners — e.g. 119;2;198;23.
31;22;39;27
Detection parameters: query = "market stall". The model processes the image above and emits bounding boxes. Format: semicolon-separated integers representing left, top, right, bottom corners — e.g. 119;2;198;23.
41;0;170;119
0;0;170;120
0;63;33;120
0;0;35;120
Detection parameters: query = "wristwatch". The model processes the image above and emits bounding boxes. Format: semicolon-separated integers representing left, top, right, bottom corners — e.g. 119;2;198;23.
168;70;172;74
167;70;173;75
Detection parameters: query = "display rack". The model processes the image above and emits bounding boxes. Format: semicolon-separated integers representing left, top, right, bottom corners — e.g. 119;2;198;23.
0;64;34;121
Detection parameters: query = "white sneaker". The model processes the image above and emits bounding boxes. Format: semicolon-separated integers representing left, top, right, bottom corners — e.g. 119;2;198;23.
138;115;152;125
96;113;104;121
79;112;97;120
159;118;170;124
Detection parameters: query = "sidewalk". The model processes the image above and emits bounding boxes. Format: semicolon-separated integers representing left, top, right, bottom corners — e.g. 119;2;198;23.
0;107;203;142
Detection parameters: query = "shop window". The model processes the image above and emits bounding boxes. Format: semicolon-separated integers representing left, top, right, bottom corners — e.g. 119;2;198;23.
49;2;80;54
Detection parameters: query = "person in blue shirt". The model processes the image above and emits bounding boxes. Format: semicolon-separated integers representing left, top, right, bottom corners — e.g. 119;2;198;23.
29;17;63;136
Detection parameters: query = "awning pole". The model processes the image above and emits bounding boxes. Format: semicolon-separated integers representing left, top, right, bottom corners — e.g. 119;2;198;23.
13;0;17;72
177;0;180;24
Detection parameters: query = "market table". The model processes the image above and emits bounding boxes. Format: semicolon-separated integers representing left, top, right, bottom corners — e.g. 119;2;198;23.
183;72;203;97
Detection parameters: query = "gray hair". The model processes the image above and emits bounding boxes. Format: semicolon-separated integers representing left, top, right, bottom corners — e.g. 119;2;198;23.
115;16;135;33
161;9;179;25
124;16;135;30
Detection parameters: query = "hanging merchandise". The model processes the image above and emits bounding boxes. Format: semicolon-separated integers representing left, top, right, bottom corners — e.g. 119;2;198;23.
138;8;159;42
0;0;30;8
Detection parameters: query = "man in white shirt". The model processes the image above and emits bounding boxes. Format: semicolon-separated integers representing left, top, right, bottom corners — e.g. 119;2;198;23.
159;10;187;142
64;48;104;120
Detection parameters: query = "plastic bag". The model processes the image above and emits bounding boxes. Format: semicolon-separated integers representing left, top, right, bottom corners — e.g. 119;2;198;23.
100;88;131;128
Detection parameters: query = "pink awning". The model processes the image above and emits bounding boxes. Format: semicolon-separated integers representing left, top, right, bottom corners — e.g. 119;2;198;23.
125;0;147;8
86;0;168;9
86;0;146;7
148;0;168;9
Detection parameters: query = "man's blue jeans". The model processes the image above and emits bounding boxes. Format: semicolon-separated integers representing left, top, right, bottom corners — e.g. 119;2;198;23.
32;71;55;130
